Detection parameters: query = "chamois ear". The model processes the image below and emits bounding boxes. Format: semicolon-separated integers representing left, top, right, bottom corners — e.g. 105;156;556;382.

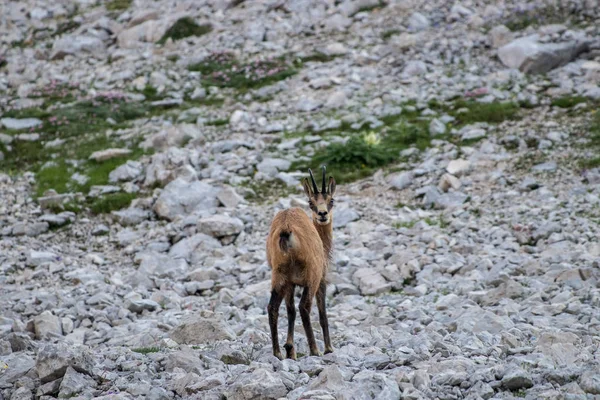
328;176;336;197
302;178;314;198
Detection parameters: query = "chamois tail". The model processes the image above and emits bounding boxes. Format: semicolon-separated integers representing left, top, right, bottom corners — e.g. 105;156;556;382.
279;231;295;252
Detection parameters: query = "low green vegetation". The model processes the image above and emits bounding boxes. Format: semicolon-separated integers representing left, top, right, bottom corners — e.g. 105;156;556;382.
448;100;520;125
239;179;295;204
188;52;297;91
493;4;582;32
578;111;600;169
90;192;138;214
551;95;588;109
393;220;417;229
206;118;229;127
381;29;401;40
296;53;340;64
131;347;160;355
351;1;386;16
157;17;212;45
293;122;431;184
106;0;132;11
0;93;155;213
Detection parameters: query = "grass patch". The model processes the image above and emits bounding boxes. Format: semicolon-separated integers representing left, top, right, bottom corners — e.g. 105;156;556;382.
206;118;229;127
90;192;137;214
0;93;156;214
578;111;600;169
53;19;81;37
106;0;132;11
157;17;212;45
292;123;431;184
131;347;160;355
139;85;165;102
449;100;520;125
393;220;417;229
551;95;588;109
500;4;580;31
381;29;401;40
188;52;297;91
296;53;340;64
351;1;386;16
239;179;296;204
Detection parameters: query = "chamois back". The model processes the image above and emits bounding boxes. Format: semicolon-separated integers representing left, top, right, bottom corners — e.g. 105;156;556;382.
266;207;326;292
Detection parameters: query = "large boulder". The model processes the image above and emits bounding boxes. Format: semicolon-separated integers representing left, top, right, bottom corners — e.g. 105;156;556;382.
197;215;244;244
169;312;236;345
153;178;219;220
498;35;591;74
36;342;94;383
50;35;106;60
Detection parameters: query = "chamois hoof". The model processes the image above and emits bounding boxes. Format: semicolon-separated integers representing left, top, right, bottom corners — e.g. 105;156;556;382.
284;344;296;360
273;350;284;360
324;346;334;354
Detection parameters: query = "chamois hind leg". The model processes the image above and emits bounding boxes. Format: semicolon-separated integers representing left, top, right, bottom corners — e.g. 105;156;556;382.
268;288;284;360
299;286;319;356
284;285;297;360
316;281;333;354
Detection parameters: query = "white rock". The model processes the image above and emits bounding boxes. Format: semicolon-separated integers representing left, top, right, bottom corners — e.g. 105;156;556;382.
446;159;471;176
51;35;106;60
438;173;461;192
153;178;219;220
388;171;414;190
489;25;513;48
34;311;62;340
407;12;430;31
402;60;428;77
170;312;236;344
197;215;244;241
429;118;446;135
1;118;43;130
89;148;132;162
498;35;591;74
325;90;347;108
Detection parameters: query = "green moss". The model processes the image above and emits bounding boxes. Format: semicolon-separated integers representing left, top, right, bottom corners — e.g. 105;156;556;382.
206;118;229;127
106;0;132;11
551;95;588;109
90;192;137;214
381;29;401;40
53;20;81;37
157;17;212;45
189;53;297;91
351;1;386;16
393;220;417;229
131;347;160;355
293;122;431;184
140;85;164;102
35;162;73;197
449;100;520;125
239;179;296;204
296;53;340;64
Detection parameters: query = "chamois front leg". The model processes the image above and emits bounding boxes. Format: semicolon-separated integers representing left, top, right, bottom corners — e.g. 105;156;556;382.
299;286;320;356
268;289;284;360
316;281;333;354
284;285;297;360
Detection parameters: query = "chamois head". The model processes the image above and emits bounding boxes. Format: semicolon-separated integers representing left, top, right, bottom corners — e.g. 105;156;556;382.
302;166;336;226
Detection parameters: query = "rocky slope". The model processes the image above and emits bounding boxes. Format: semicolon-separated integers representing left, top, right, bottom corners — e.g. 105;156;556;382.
1;0;600;399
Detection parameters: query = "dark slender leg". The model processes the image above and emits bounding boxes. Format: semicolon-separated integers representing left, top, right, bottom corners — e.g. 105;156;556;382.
284;285;297;359
316;282;333;354
268;289;284;359
299;286;319;356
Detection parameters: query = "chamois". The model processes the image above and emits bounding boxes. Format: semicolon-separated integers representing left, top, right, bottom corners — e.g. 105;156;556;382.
266;166;336;359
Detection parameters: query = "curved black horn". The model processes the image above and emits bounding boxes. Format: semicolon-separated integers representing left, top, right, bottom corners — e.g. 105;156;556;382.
308;168;319;194
321;165;326;194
